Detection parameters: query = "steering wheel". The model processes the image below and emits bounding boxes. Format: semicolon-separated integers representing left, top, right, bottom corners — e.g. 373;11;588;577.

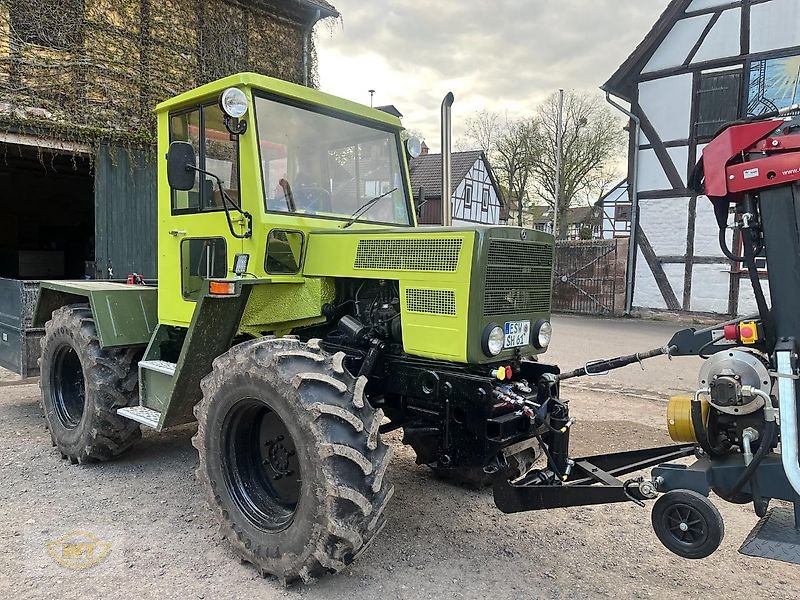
294;186;332;213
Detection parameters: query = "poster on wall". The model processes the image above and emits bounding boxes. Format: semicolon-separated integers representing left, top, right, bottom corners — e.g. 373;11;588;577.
748;54;800;115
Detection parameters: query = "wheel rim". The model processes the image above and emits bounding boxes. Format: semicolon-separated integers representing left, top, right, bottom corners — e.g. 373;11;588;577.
662;502;708;549
51;344;86;429
222;398;302;532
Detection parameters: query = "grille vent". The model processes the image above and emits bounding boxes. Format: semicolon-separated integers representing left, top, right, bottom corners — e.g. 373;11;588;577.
484;239;553;316
354;238;462;272
406;289;457;316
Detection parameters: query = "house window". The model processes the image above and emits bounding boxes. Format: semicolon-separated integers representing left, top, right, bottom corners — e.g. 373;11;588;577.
482;189;490;211
169;104;240;213
464;185;473;209
695;70;742;140
11;0;83;49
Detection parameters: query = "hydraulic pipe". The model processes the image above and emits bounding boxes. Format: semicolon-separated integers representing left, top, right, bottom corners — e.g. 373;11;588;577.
440;92;454;227
777;350;800;496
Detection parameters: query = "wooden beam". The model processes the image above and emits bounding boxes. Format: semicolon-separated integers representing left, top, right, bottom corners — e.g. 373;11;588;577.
636;224;682;310
0;132;92;154
637;109;687;191
683;195;698;310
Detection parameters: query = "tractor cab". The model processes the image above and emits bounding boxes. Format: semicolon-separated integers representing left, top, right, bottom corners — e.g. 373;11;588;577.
156;73;417;328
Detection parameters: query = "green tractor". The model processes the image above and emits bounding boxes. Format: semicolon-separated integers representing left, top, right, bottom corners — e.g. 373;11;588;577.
33;73;559;583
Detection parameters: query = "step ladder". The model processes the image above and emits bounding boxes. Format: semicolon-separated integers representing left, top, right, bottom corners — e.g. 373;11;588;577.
116;360;176;430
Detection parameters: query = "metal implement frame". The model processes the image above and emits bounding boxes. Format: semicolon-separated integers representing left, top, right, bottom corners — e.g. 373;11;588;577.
493;444;695;513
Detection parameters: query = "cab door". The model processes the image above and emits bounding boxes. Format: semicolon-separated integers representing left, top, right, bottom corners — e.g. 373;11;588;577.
158;103;244;327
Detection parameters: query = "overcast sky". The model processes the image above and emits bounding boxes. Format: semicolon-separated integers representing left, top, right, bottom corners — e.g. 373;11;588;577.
316;0;671;151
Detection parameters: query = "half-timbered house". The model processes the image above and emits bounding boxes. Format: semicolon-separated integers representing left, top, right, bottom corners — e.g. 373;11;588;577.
597;180;632;239
410;150;505;226
603;0;796;315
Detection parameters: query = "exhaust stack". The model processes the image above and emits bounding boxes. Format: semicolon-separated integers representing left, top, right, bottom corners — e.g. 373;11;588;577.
440;92;454;226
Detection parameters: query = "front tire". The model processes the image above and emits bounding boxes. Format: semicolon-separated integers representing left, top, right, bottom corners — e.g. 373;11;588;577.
193;337;394;584
39;305;142;463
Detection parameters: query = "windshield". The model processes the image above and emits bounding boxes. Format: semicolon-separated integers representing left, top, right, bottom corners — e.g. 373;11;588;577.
255;95;411;226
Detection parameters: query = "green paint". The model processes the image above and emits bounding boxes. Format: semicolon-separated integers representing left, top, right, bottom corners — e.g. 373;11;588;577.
35;282;157;348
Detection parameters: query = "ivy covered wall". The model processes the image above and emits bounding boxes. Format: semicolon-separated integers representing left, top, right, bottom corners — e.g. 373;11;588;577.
0;0;330;146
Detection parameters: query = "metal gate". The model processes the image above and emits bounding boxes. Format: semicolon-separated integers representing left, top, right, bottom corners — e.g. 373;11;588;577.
552;239;625;315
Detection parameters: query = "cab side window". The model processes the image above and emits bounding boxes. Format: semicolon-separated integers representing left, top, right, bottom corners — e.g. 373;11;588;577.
170;104;240;213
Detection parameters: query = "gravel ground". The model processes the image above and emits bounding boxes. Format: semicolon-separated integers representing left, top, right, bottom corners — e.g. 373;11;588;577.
1;376;799;599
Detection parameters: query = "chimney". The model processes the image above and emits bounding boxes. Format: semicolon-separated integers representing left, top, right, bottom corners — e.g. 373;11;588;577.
420;141;429;155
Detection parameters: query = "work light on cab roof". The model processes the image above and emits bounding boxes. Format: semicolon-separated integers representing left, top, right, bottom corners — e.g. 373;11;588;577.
219;87;248;119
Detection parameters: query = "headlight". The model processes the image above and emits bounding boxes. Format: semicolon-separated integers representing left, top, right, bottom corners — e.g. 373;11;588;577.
483;324;505;357
406;135;423;159
533;320;552;349
219;87;248;119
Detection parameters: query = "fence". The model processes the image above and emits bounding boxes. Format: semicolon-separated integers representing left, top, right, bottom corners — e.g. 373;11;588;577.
552;238;628;316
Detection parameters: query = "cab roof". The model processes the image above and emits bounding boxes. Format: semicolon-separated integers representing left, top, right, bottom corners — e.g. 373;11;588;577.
155;72;403;129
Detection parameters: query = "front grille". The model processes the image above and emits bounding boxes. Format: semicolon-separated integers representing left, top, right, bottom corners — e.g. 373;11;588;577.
484;239;553;316
354;238;463;272
406;288;456;316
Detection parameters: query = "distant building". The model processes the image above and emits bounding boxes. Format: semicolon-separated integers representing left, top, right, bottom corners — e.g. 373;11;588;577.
410;150;505;226
596;180;631;239
529;205;603;240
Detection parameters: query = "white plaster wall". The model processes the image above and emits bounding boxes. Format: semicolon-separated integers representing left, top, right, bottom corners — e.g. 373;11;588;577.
738;277;772;316
751;0;800;54
638;197;690;256
687;0;734;11
643;15;712;73
638;149;671;192
693;195;731;257
692;8;741;63
664;263;686;305
633;250;667;309
638;74;694;142
667;145;690;185
690;264;731;313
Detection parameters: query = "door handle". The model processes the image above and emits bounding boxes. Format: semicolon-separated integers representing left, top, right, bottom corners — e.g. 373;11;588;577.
169;229;187;237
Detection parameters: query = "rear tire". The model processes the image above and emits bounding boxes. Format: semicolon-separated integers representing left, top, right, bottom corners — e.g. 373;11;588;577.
193;337;394;584
39;305;142;463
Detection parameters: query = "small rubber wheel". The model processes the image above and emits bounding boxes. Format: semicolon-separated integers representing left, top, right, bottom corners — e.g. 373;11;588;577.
651;490;724;559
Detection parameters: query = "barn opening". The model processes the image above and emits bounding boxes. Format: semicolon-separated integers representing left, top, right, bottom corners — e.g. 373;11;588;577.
0;142;94;280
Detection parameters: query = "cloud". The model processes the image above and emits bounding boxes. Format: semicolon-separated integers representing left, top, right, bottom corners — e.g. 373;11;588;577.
316;0;670;151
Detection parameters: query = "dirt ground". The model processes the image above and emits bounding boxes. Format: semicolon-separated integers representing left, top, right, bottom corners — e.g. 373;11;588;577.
0;312;793;598
1;374;799;599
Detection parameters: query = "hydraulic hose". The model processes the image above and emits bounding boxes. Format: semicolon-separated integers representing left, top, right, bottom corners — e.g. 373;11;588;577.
721;418;777;500
691;391;729;457
741;226;774;348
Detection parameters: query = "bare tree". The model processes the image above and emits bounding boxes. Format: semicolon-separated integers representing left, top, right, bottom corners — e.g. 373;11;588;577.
530;91;625;239
463;111;538;227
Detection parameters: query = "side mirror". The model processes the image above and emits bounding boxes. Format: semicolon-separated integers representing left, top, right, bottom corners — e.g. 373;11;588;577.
167;141;197;191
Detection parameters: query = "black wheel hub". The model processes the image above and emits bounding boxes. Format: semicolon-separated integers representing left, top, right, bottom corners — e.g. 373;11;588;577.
222;399;302;532
663;502;707;548
51;344;86;429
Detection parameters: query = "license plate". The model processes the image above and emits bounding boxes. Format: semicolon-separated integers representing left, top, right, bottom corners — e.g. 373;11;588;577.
504;320;531;349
